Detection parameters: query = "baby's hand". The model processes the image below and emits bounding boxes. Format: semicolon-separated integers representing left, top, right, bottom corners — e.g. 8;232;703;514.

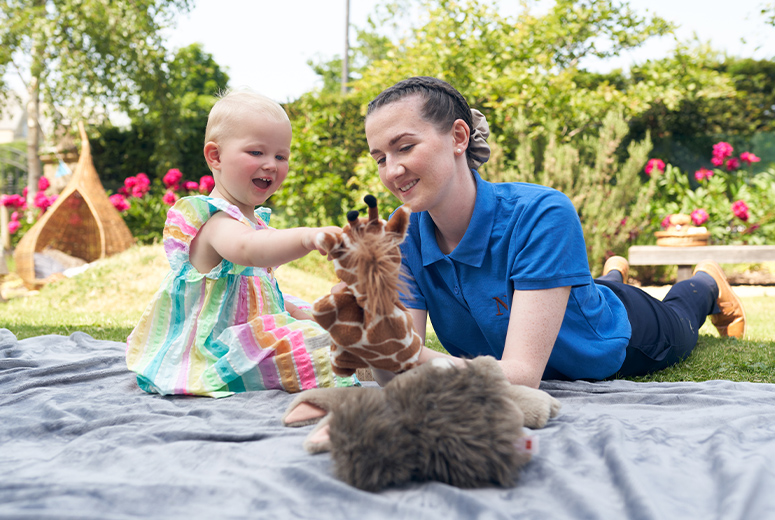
305;226;342;255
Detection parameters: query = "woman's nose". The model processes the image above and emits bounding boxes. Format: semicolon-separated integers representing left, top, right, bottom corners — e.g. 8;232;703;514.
385;156;404;180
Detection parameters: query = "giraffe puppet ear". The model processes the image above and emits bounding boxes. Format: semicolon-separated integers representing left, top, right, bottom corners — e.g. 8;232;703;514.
385;205;411;237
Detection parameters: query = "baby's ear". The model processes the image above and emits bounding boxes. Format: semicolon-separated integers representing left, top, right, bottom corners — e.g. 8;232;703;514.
203;141;221;169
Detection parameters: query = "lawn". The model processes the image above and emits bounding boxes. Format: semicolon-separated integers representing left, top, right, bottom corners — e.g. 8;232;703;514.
1;244;773;383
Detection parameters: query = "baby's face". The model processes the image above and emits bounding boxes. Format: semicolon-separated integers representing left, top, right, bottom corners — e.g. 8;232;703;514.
213;115;292;212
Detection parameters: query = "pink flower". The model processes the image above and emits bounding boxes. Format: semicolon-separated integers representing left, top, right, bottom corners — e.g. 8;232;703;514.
1;194;25;208
183;181;199;191
38;176;50;191
10;211;19;221
33;191;53;211
711;156;724;167
694;168;713;181
135;173;150;186
162;190;179;206
740;152;760;165
731;200;749;221
725;157;740;171
712;141;733;160
163;168;183;189
691;209;709;226
661;214;672;229
22;186;28;198
645;158;665;176
109;193;130;212
125;173;151;198
131;184;150;198
199;175;215;194
8;220;20;234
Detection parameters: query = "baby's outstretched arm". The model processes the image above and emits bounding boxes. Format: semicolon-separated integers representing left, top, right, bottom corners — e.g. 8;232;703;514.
191;212;341;272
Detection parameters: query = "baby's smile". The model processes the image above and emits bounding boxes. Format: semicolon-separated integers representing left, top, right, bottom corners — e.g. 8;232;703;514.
253;177;272;189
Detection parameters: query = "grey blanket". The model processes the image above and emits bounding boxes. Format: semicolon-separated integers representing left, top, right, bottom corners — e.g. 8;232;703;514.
1;329;774;520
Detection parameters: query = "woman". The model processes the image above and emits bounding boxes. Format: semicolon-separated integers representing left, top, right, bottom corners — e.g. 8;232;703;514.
364;76;746;388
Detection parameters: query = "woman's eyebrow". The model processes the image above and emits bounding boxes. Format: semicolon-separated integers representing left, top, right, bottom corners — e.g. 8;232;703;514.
370;132;415;155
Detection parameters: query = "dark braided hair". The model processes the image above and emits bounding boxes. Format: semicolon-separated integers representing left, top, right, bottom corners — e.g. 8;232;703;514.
367;77;480;167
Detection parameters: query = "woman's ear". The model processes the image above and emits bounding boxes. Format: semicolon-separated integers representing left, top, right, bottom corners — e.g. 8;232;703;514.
452;119;471;152
204;141;221;170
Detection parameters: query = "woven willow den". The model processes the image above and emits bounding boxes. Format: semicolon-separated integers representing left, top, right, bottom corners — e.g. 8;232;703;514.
14;122;134;289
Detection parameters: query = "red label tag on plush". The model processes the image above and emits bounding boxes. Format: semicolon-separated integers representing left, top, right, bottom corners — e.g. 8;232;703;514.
515;435;538;454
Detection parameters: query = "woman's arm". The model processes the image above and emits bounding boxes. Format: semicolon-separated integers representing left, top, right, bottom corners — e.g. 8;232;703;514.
499;286;571;388
375;288;569;388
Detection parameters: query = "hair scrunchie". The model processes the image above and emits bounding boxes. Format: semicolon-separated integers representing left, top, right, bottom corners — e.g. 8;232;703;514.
467;109;491;170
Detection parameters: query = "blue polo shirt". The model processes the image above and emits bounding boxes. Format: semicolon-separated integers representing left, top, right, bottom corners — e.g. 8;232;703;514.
399;171;631;380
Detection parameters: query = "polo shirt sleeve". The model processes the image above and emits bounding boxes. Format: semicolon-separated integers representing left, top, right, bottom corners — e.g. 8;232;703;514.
509;190;591;290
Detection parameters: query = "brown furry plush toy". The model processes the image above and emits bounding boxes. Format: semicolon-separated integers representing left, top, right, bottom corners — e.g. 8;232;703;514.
283;356;561;492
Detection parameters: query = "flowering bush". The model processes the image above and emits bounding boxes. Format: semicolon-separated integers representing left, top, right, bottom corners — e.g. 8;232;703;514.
645;142;774;245
108;168;215;244
644;158;665;176
1;177;59;247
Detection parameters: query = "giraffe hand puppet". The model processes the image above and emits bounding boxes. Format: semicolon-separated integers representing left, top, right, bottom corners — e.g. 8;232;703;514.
311;195;422;377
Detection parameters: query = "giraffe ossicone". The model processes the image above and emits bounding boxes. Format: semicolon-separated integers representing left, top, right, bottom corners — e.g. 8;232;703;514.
311;196;422;377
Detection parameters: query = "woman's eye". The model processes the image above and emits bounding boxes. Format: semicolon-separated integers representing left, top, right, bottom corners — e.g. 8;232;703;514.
375;157;386;165
400;144;414;152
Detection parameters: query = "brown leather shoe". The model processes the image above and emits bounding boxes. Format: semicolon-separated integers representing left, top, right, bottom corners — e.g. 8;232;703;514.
602;256;629;284
693;261;746;338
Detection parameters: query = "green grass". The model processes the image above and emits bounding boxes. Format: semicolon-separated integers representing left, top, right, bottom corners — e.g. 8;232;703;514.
1;244;773;383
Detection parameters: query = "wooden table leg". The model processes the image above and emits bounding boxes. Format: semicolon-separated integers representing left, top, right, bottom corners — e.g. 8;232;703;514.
677;265;693;282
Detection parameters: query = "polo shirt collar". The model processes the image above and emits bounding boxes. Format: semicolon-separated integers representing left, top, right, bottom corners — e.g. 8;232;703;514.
419;170;494;267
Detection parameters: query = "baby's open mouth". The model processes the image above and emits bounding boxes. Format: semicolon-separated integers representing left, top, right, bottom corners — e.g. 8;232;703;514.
253;177;272;189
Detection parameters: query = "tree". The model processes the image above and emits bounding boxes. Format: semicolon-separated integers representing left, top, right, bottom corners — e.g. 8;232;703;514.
277;0;676;226
0;0;193;206
91;43;230;190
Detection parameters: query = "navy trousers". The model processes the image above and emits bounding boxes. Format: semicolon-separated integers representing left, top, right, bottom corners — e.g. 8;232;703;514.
595;271;720;377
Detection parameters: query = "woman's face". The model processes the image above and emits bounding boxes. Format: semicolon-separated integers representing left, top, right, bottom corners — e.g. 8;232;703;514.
365;95;460;213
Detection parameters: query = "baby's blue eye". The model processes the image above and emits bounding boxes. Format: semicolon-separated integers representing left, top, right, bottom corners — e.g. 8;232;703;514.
249;151;263;156
276;155;287;161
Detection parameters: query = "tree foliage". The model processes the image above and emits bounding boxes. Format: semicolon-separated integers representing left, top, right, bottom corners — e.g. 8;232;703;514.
0;0;193;199
90;43;229;191
276;0;678;231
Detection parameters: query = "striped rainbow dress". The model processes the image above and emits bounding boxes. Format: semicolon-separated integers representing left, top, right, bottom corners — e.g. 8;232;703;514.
126;196;357;397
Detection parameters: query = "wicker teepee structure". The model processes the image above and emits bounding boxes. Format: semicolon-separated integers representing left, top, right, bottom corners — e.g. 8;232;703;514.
14;122;135;288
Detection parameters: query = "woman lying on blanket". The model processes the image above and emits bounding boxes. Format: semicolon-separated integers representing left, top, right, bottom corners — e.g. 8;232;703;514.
364;76;747;388
126;88;358;397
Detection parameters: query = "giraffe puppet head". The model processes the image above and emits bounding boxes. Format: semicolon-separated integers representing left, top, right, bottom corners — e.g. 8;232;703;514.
312;195;422;377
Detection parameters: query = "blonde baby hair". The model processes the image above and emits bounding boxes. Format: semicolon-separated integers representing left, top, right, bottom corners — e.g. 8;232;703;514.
204;87;291;147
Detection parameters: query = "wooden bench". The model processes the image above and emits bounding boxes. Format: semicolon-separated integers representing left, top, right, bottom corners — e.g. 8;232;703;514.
628;245;775;282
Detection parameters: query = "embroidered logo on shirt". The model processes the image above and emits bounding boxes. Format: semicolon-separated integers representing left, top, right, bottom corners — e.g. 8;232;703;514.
493;295;509;316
